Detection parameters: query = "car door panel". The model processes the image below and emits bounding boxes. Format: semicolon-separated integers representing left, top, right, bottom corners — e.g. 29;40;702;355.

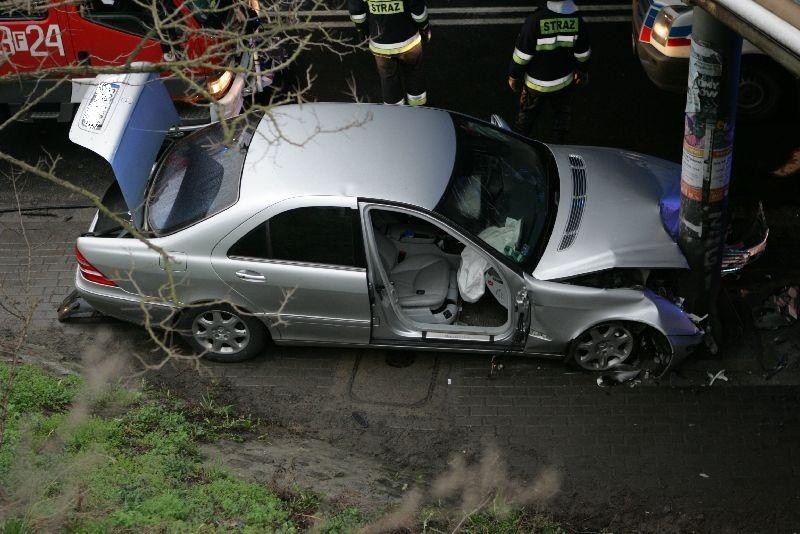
210;197;371;344
361;202;530;347
214;258;370;343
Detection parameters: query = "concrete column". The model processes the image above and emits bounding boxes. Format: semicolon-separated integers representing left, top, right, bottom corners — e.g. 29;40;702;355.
678;7;742;343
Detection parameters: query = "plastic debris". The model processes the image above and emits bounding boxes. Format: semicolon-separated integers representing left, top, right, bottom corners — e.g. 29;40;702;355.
351;411;369;428
754;286;799;330
771;145;800;177
707;369;728;386
447;378;452;385
699;473;710;478
596;365;642;387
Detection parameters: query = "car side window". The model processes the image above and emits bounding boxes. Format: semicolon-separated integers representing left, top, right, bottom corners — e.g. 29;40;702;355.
83;0;156;37
228;207;366;268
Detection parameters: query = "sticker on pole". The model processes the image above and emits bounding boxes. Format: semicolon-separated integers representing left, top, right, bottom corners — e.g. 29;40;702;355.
681;38;733;204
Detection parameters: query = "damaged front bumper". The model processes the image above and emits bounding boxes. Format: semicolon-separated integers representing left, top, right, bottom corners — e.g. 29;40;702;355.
666;332;704;370
722;202;769;274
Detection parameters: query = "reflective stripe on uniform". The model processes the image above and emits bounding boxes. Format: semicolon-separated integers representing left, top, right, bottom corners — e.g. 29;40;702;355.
525;72;573;92
407;91;427;106
512;47;532;65
411;7;428;22
574;47;591;62
370;34;422;55
536;35;576;50
350;12;366;22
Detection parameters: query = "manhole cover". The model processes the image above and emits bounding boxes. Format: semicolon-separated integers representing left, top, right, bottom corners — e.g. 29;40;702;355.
385;352;416;368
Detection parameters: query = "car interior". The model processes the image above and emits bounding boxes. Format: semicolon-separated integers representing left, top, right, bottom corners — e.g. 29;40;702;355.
369;209;510;330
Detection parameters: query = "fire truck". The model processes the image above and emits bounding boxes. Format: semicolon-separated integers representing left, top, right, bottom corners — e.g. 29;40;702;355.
0;0;264;129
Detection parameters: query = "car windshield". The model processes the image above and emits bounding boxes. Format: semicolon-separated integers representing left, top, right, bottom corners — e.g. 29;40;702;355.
435;116;555;271
146;119;254;235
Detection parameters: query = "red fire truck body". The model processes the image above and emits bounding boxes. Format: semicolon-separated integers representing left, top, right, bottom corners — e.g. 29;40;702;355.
1;1;247;128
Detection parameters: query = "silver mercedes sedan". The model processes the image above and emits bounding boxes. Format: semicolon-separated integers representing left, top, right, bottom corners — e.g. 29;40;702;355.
64;72;716;372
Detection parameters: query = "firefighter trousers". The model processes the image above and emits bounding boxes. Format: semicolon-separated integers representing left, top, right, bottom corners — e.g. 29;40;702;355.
373;42;426;106
515;85;575;143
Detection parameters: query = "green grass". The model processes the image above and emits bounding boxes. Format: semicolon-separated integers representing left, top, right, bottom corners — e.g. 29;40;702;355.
0;364;81;415
0;363;361;532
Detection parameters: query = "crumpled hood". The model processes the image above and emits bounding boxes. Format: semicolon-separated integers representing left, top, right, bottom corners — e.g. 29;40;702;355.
533;145;688;281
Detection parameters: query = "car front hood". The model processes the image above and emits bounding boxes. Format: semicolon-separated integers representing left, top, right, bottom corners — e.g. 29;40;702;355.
533;145;688;281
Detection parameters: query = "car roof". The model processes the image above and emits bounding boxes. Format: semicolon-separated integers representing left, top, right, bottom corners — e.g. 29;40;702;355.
239;103;457;211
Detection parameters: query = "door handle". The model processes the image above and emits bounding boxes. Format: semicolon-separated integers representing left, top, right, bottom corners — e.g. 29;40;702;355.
235;269;266;282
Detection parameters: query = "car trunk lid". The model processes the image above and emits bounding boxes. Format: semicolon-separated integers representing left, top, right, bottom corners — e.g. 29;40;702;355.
69;69;180;227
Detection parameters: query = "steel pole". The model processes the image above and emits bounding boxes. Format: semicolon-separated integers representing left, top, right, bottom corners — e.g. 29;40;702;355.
678;7;742;343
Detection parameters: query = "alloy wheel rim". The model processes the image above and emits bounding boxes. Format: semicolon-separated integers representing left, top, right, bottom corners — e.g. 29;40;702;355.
575;323;634;371
192;309;250;355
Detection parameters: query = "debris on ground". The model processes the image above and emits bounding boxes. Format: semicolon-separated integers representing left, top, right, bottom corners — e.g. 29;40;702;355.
771;145;800;177
596;365;641;387
754;286;799;330
352;411;369;428
707;369;728;386
699;473;710;479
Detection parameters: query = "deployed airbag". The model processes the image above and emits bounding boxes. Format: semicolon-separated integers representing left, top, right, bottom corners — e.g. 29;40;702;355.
458;247;489;303
458;218;520;302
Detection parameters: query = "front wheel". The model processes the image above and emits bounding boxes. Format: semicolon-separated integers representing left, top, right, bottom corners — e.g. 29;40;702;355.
569;322;635;371
180;305;266;363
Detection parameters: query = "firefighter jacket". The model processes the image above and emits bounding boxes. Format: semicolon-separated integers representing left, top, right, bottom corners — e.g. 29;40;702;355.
509;1;591;93
348;0;429;55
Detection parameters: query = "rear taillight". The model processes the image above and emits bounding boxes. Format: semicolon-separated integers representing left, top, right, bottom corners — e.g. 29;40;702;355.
75;247;117;287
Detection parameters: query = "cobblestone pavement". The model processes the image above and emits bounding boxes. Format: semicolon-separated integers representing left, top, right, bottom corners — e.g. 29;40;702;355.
1;209;799;531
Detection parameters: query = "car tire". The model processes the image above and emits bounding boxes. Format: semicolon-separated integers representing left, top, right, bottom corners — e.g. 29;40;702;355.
737;58;784;122
180;305;267;363
568;322;636;372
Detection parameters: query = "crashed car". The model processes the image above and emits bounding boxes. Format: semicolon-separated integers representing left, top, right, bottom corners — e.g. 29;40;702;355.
63;73;765;371
0;0;263;129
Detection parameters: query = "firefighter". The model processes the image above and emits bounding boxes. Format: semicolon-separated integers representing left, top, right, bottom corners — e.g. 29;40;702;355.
348;0;431;106
508;0;591;143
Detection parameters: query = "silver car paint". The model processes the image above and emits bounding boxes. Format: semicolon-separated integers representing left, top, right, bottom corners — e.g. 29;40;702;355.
73;102;703;364
210;196;371;344
523;275;699;354
534;145;688;281
236;103;457;214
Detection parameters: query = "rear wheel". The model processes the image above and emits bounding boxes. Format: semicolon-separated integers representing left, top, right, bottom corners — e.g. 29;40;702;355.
569;322;635;371
181;305;266;363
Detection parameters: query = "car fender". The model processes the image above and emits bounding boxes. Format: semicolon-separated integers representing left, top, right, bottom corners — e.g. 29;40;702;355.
526;279;699;353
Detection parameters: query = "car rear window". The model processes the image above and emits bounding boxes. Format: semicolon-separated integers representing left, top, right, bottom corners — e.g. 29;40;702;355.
146;119;254;235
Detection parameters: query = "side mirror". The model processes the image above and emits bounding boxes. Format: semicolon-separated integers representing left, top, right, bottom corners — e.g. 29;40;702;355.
490;114;511;131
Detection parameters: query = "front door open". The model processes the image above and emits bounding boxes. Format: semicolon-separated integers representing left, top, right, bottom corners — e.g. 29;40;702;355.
361;203;530;348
